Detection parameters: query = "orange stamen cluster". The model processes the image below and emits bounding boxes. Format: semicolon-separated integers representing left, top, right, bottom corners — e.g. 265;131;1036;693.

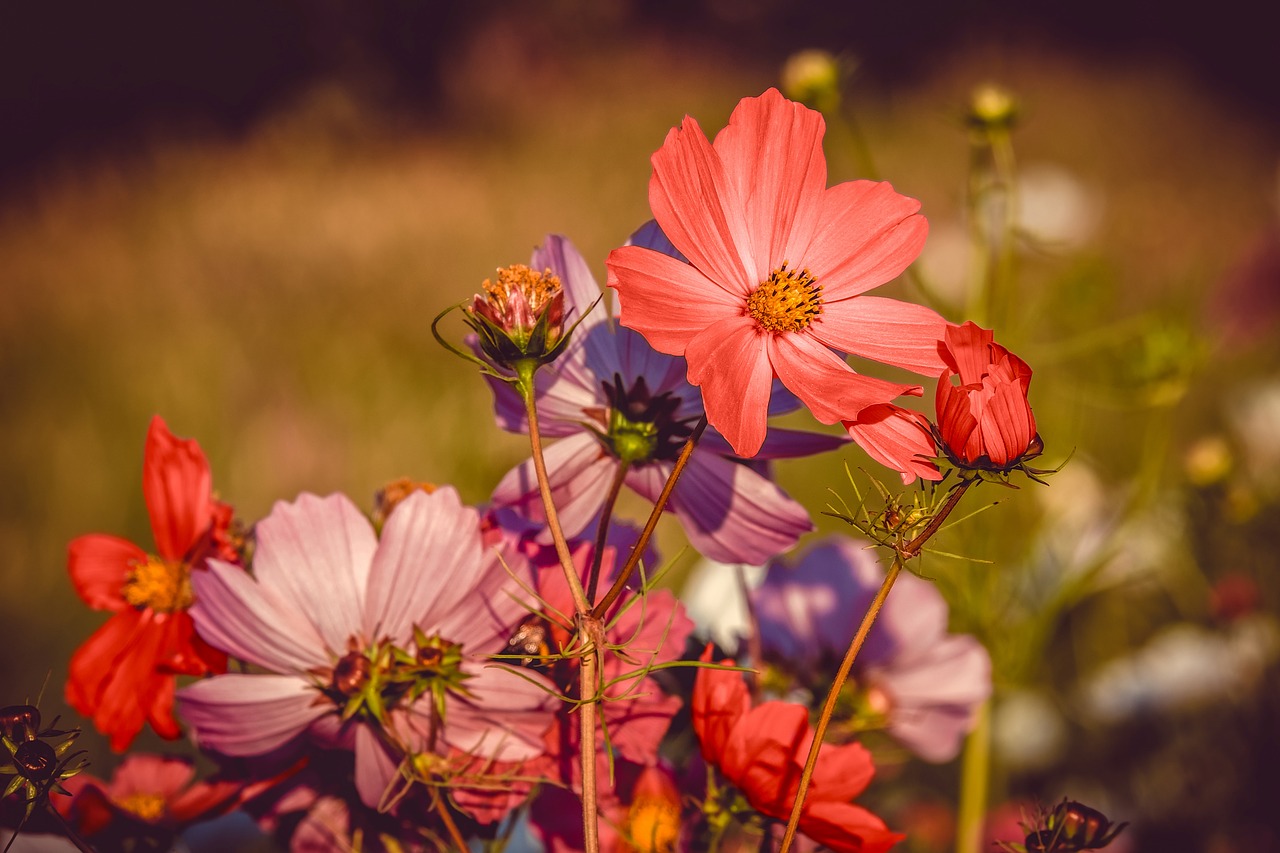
480;264;561;317
114;792;167;822
121;555;193;613
746;263;822;333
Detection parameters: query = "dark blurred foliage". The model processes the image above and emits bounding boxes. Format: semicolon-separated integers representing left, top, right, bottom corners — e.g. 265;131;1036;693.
2;0;1276;190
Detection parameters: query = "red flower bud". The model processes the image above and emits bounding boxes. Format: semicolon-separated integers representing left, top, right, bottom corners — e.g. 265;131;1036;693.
935;322;1039;472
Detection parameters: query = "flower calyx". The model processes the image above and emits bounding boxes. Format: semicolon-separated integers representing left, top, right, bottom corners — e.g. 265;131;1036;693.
600;374;696;465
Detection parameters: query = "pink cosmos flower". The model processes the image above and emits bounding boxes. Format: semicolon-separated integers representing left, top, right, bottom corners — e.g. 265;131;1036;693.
487;232;846;565
177;487;555;810
752;537;991;762
607;88;949;478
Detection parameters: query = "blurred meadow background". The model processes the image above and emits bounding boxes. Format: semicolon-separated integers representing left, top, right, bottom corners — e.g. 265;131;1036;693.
3;1;1279;850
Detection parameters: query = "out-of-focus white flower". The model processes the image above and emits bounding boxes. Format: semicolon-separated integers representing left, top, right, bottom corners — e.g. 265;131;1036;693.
680;558;766;652
1229;375;1280;492
991;689;1068;772
1016;163;1104;249
1079;616;1280;723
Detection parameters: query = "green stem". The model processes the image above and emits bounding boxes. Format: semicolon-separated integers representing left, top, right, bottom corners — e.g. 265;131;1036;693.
591;416;707;620
586;459;631;605
520;375;591;616
778;479;975;852
519;373;598;852
955;699;992;853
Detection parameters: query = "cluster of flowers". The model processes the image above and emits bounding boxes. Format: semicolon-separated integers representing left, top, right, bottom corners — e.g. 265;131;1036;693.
32;89;1045;852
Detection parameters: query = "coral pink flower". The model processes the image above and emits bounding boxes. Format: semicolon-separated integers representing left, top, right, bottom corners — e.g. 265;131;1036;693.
607;88;948;469
66;416;236;751
935;322;1038;470
692;647;904;853
177;488;555;810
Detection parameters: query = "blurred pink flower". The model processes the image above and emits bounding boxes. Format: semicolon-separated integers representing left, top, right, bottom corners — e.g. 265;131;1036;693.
752;537;991;762
607;88;947;473
177;488;555;809
487;231;845;564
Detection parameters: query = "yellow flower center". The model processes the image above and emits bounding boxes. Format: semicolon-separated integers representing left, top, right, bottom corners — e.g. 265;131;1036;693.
481;264;561;315
746;263;822;332
122;555;193;613
114;792;167;822
623;797;681;853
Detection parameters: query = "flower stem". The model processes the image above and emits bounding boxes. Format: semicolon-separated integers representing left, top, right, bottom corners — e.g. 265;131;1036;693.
778;477;975;852
520;376;599;851
955;698;992;853
586;459;631;604
590;416;707;620
777;557;903;852
432;792;469;852
44;801;98;853
520;377;592;616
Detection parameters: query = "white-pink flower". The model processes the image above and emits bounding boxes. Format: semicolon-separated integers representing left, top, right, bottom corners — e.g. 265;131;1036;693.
177;488;555;809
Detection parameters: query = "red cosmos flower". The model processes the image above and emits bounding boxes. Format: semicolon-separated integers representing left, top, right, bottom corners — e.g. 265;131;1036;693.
66;416;236;751
692;647;903;853
607;88;948;470
934;322;1039;471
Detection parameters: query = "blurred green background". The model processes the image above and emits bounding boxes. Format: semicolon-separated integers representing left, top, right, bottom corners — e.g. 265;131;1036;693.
3;2;1279;850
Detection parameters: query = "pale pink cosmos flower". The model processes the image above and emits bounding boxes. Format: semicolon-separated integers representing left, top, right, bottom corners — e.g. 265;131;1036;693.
177;488;555;809
607;88;949;481
487;231;846;565
752;537;991;762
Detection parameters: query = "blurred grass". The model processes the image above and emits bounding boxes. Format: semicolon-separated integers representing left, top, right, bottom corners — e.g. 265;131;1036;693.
2;21;1277;789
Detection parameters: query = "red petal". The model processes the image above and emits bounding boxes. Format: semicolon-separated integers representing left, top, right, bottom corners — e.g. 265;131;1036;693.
801;799;906;853
649;116;756;296
812;296;949;375
67;534;141;610
941;321;995;384
143;415;215;561
804;180;928;300
691;645;750;765
843;404;941;484
684;315;774;457
711;88;827;278
606;244;741;356
768;333;919;425
722;702;808;819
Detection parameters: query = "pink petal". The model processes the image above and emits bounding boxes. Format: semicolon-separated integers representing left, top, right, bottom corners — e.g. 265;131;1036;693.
711;88;827;279
684;315;774;458
842;404;941;484
364;487;485;645
804;180;928;300
768;332;919;425
607;244;741;355
876;635;992;763
354;723;402;809
178;674;325;757
143;416;215;562
812;295;949;375
190;561;328;672
436;665;554;763
109;755;195;800
648;117;756;295
251;493;375;654
491;432;619;540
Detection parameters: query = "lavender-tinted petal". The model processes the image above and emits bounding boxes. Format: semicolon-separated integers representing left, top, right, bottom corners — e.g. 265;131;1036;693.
251;493;375;654
178;674;324;757
492;433;618;540
190;561;328;672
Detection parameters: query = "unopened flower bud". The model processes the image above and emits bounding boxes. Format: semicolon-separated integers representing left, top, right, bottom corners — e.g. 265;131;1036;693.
465;264;568;373
781;50;843;114
968;84;1017;130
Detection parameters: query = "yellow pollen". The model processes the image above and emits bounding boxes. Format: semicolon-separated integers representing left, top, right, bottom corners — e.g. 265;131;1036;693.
114;792;167;822
746;263;822;332
481;264;561;313
121;555;193;613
